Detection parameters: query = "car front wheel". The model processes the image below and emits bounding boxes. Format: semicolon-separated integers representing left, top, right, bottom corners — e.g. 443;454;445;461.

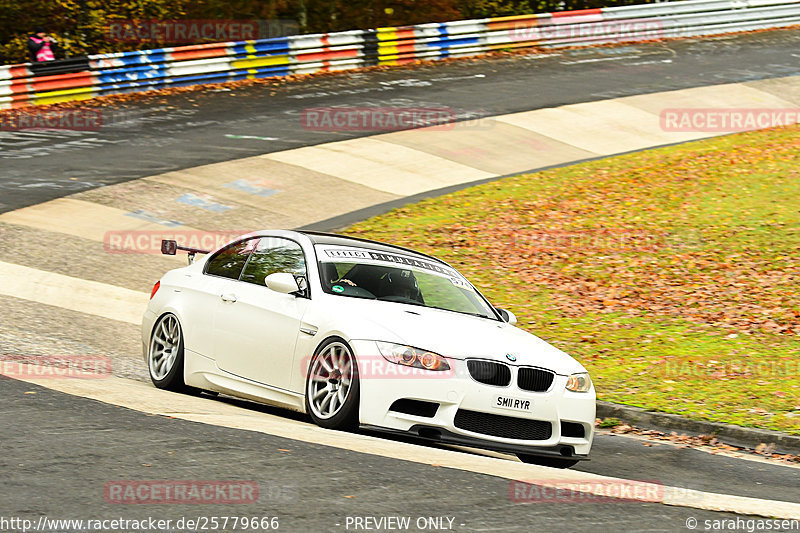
305;338;360;431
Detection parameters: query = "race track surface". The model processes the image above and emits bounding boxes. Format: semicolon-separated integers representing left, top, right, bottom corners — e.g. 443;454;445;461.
0;377;784;532
2;28;800;532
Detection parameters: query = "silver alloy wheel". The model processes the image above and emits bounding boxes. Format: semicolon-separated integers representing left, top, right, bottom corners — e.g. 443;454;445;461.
149;314;181;381
308;341;354;420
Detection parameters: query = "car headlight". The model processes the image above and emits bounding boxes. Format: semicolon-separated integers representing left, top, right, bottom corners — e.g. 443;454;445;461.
376;342;450;371
565;372;592;392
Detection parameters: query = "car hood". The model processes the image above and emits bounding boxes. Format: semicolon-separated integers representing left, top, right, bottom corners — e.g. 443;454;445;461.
327;297;586;375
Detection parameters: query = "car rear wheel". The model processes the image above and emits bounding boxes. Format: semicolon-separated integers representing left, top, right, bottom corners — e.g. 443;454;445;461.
148;313;190;392
517;454;580;469
305;338;359;430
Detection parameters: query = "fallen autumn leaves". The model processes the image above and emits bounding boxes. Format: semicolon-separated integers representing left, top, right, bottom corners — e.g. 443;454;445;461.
346;124;800;433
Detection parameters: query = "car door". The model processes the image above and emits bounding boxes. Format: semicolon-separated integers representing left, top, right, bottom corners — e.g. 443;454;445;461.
188;237;259;358
212;236;310;390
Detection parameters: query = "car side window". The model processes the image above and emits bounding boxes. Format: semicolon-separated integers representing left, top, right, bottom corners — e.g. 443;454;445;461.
205;238;259;279
241;237;307;286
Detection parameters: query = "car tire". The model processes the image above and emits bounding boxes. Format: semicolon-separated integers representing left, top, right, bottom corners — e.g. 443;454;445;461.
305;337;360;431
517;454;580;469
148;313;191;392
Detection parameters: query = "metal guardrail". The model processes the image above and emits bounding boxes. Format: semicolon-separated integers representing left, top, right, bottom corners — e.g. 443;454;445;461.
1;0;799;110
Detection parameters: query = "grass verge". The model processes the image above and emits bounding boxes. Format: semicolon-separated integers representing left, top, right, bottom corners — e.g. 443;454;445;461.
344;125;800;434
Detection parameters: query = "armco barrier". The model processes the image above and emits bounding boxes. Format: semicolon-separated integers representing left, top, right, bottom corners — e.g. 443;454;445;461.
2;0;799;110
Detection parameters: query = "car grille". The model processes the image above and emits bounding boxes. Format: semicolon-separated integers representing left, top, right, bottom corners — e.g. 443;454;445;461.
560;421;586;438
518;367;555;392
467;360;511;386
454;409;552;440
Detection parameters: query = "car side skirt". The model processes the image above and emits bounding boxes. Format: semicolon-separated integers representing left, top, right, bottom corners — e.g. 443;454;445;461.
184;349;306;413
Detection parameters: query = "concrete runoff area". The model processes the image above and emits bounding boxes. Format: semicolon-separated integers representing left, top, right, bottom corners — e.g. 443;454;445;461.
2;76;799;242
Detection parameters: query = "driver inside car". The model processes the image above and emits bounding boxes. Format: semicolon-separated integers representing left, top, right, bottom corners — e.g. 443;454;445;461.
379;269;424;303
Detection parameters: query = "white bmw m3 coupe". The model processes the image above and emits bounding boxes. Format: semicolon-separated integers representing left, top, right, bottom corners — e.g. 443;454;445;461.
143;230;595;467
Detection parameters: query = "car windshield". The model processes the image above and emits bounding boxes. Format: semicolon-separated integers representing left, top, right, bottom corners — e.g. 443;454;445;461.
315;244;498;320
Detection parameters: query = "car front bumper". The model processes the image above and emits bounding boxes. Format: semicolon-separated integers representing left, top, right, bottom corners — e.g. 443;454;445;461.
351;340;595;460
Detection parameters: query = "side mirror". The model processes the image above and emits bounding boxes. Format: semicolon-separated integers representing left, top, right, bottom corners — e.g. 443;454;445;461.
265;273;300;294
496;308;517;325
161;240;177;255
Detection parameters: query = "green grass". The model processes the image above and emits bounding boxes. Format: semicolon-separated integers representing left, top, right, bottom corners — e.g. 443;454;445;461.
344;125;800;434
598;418;623;429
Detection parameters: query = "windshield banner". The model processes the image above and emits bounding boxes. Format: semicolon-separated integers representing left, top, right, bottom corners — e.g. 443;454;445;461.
316;245;469;287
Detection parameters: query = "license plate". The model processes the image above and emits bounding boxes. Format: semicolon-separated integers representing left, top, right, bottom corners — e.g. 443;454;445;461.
493;395;532;412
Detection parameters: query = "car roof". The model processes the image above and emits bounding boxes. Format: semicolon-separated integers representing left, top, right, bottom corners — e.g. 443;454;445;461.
298;231;449;266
